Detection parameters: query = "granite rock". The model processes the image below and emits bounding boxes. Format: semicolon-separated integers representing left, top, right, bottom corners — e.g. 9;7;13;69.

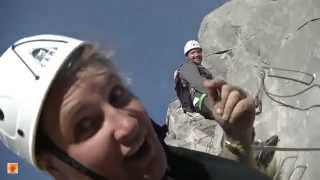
198;0;320;179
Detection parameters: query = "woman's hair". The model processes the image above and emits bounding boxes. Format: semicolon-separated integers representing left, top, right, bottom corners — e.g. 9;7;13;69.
57;43;116;83
35;43;116;168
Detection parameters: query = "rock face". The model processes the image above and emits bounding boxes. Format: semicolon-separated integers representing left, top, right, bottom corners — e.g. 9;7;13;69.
165;100;224;156
197;0;320;179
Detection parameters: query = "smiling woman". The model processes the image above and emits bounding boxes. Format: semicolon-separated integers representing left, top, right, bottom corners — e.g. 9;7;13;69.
0;34;269;180
39;44;168;180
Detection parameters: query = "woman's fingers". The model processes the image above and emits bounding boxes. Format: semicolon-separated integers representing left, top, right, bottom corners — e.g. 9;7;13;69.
229;97;255;125
204;80;254;127
222;90;242;122
204;79;226;103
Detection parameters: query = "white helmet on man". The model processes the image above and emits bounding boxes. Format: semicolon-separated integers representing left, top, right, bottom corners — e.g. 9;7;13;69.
183;40;201;56
0;34;86;168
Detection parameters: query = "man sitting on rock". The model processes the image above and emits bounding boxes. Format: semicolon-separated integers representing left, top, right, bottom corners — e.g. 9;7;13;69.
175;40;214;118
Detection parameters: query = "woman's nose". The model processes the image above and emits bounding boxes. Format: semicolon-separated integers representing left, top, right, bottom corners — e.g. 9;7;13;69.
112;111;140;145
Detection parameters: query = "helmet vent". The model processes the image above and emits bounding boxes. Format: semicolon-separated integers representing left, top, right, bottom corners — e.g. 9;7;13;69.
0;109;4;121
17;129;24;137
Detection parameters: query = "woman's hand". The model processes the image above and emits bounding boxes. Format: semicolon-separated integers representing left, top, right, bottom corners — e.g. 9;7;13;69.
204;80;256;145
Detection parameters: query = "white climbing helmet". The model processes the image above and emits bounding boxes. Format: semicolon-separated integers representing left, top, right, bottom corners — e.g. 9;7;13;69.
0;34;86;168
183;40;201;56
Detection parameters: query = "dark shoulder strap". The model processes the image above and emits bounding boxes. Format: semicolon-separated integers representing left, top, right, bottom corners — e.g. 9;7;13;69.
197;65;213;79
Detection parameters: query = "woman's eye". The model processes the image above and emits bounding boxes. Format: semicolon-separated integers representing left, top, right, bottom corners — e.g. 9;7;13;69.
109;85;132;108
74;115;102;143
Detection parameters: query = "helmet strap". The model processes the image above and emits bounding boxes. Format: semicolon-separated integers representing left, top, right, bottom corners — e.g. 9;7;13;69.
41;134;107;180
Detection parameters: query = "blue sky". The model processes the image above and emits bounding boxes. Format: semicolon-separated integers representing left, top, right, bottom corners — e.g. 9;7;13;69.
0;0;224;179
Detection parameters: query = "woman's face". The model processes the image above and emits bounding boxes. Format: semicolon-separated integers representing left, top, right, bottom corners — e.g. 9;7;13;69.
41;63;167;180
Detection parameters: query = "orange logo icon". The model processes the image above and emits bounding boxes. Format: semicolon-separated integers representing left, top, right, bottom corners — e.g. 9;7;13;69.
7;162;19;174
